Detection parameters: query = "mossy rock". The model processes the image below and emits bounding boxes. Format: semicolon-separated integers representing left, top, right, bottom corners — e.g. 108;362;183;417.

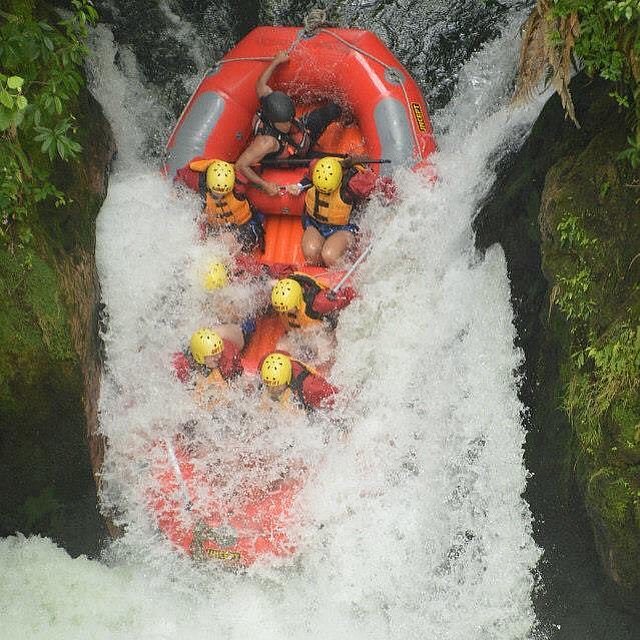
0;80;115;556
476;70;640;616
586;467;640;590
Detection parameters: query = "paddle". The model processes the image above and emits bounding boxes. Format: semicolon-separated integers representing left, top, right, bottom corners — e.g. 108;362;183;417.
326;243;374;299
259;156;391;168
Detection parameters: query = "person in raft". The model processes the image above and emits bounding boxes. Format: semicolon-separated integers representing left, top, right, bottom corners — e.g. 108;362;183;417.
189;158;265;253
173;327;244;396
286;156;376;266
270;273;356;332
202;254;294;293
200;256;294;340
235;51;342;196
259;351;338;412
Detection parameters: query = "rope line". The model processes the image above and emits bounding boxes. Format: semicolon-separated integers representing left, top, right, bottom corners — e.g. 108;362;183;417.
167;9;424;159
317;28;422;152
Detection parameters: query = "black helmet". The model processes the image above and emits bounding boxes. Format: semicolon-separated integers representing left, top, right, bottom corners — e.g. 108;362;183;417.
261;91;295;123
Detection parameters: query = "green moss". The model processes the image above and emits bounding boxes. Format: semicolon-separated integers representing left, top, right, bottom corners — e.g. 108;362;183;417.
587;467;640;585
0;246;75;400
22;486;63;530
540;101;640;594
611;401;640;465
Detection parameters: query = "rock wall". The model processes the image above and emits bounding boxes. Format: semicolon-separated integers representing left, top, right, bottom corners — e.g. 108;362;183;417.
0;86;115;556
475;73;640;615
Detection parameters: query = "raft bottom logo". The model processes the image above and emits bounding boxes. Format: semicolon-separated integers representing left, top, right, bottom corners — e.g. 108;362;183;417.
411;102;427;132
207;548;241;561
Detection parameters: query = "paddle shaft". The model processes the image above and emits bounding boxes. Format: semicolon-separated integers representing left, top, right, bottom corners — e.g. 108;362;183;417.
165;439;193;511
259;157;390;168
330;243;374;295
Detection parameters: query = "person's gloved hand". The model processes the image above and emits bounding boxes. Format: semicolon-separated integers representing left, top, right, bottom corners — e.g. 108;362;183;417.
326;286;356;305
376;175;398;205
336;286;357;304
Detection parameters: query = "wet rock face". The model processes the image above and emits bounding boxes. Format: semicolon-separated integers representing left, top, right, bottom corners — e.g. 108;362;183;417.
91;0;258;122
475;73;640;616
0;86;115;556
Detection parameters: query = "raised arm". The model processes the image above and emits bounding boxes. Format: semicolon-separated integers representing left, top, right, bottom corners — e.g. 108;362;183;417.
256;51;290;98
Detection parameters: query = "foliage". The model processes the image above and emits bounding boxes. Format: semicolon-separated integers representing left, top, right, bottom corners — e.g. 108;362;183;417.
553;209;640;462
555;0;640;164
516;1;640;165
513;0;580;125
0;0;98;256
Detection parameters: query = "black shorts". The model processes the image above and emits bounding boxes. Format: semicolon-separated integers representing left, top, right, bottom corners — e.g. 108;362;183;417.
301;102;342;149
208;213;265;253
235;214;265;253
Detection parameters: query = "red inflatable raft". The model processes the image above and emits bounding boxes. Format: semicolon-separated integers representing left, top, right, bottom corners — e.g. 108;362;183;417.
151;25;436;566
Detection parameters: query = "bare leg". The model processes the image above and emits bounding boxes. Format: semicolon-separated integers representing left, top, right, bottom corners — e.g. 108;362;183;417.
321;231;355;267
302;226;325;265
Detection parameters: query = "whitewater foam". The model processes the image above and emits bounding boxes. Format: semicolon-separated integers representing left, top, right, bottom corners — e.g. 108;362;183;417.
2;7;549;640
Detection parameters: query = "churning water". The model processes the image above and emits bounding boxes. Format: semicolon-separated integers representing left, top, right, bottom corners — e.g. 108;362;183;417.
1;3;552;639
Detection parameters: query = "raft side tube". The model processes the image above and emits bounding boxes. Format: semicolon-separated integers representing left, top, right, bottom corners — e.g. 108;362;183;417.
373;97;417;174
165;92;226;179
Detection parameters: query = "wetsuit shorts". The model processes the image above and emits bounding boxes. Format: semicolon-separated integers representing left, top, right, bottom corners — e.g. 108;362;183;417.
209;212;265;253
241;317;257;344
302;213;358;239
236;213;266;253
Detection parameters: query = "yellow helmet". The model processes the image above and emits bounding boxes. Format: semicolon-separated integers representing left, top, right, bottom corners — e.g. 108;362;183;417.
261;353;293;387
271;278;304;313
190;328;223;365
312;157;343;194
206;160;235;194
202;261;229;291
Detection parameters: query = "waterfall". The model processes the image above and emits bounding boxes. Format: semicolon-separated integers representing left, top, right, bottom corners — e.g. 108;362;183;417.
1;3;549;639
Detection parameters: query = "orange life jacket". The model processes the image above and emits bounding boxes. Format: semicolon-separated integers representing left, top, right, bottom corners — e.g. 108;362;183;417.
262;387;303;415
304;185;353;226
204;191;252;226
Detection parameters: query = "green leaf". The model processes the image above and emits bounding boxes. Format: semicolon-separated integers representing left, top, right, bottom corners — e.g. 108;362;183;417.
11;142;33;178
15;95;27;110
41;137;53;153
0;91;13;109
0;110;11;131
6;75;23;90
12;110;24;128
